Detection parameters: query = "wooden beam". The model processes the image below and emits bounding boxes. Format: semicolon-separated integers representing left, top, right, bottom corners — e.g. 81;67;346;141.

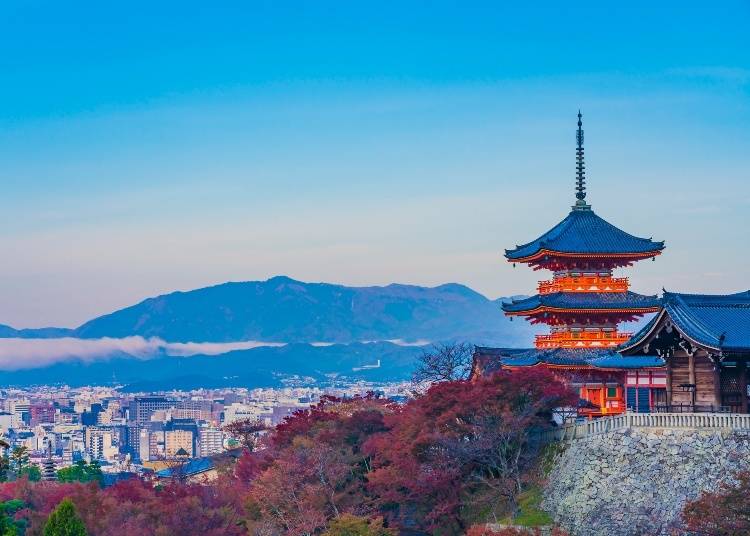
688;353;696;409
666;357;673;407
739;360;748;414
713;358;722;409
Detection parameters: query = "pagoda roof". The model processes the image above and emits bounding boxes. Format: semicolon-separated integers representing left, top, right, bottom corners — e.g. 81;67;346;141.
472;346;664;373
505;208;664;262
502;291;660;314
621;290;750;354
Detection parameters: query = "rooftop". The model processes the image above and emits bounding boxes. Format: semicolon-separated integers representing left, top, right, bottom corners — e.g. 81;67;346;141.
623;290;750;353
505;208;665;262
472;346;664;373
502;291;660;314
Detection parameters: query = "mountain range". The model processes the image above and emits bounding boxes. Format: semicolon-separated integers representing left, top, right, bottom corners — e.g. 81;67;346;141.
0;276;537;388
72;276;532;344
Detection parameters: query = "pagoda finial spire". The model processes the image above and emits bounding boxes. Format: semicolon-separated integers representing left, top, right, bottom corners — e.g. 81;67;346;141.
573;110;591;210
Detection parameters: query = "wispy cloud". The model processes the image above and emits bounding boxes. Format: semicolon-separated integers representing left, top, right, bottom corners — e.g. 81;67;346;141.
665;66;750;84
0;337;432;371
0;337;286;371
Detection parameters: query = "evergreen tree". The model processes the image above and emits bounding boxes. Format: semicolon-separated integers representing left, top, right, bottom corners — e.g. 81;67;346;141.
56;460;103;486
9;447;29;477
0;499;27;536
0;457;9;483
86;460;103;486
19;465;41;482
43;499;87;536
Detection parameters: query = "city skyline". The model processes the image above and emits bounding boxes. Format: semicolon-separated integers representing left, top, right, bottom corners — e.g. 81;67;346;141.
2;2;749;327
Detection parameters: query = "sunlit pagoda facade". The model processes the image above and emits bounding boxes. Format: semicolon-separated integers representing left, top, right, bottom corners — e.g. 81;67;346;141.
503;112;663;350
472;112;750;417
472;113;667;417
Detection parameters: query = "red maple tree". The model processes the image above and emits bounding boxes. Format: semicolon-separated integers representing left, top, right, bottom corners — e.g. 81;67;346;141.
365;368;576;532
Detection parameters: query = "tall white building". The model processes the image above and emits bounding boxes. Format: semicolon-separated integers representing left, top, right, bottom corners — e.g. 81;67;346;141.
199;428;224;457
223;403;259;424
138;428;151;462
84;427;117;461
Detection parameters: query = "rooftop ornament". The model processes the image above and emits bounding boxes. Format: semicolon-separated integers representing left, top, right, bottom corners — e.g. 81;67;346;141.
573;110;591;211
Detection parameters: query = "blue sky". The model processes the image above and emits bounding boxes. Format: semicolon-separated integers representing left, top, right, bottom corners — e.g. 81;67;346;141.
0;1;748;327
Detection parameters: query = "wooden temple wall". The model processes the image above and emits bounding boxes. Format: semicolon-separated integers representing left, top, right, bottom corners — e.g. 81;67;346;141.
667;350;720;407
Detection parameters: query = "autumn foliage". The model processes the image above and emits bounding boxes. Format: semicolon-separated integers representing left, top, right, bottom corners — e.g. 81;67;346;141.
245;369;574;533
244;395;395;535
0;477;246;536
0;368;574;535
366;368;576;531
681;470;750;535
465;525;569;536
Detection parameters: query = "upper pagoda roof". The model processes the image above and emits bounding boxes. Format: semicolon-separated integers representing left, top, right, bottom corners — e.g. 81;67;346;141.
505;112;664;265
502;290;660;315
621;290;750;354
505;208;665;262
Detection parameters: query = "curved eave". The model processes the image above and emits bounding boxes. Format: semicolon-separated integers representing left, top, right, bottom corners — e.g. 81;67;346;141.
503;305;661;316
663;305;722;353
619;309;667;353
619;306;724;354
505;248;663;264
503;362;593;371
505;361;664;371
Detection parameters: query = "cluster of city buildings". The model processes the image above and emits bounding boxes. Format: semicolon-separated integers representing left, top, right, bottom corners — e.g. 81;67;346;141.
0;382;411;482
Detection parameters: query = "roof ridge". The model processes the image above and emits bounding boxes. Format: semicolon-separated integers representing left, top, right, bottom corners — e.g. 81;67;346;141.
505;208;665;261
664;294;722;349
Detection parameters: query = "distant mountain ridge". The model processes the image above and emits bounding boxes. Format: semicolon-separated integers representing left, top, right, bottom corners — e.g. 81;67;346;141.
0;277;539;387
0;342;421;389
69;276;535;346
0;325;74;339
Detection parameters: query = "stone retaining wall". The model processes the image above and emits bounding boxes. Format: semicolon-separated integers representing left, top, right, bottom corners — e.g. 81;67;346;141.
543;427;750;535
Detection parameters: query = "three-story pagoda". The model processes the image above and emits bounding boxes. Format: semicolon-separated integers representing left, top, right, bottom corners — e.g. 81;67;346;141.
502;112;663;349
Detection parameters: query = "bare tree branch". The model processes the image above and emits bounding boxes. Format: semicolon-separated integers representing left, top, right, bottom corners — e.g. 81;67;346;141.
412;342;474;385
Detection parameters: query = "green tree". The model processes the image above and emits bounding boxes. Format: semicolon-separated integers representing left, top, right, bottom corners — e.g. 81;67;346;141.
0;499;27;536
43;499;87;536
56;460;103;486
86;460;103;485
0;456;9;483
19;464;41;482
9;447;29;476
322;515;394;536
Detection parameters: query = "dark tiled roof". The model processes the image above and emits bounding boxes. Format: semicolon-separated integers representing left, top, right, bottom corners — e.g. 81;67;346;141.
587;353;664;369
156;457;214;478
505;209;664;260
502;291;660;313
620;314;660;350
473;346;664;370
624;291;750;352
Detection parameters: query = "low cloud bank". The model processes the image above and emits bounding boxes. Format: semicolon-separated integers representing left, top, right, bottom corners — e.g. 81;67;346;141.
0;337;286;371
0;337;431;371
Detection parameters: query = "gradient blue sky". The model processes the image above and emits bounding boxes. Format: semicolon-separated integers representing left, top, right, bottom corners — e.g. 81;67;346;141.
1;2;748;328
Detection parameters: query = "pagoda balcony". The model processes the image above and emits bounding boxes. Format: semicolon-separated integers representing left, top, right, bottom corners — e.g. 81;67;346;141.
538;276;629;295
535;330;633;349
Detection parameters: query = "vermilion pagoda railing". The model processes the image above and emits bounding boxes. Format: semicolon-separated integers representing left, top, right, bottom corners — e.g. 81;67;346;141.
538;276;629;294
534;330;633;349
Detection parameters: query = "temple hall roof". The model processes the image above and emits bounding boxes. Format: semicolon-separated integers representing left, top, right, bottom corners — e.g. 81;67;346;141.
622;290;750;353
502;291;660;314
472;346;664;374
504;209;665;261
